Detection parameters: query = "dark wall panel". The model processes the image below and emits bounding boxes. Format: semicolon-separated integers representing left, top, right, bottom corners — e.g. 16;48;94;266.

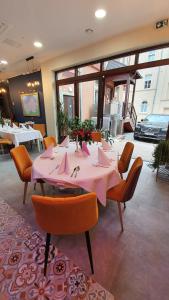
8;71;46;124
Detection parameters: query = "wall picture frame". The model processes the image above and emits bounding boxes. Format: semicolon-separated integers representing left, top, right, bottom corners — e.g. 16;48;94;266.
21;92;40;117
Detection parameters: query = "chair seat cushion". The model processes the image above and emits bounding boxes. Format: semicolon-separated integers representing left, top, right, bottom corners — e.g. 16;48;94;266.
23;166;32;182
107;180;126;202
0;138;12;145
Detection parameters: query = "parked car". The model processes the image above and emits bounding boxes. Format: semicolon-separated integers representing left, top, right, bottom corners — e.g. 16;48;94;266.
134;114;169;142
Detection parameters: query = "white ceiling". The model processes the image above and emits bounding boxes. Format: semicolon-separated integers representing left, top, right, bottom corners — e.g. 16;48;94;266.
0;0;168;79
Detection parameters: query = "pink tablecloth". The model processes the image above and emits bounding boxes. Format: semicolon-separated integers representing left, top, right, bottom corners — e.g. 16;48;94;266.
32;143;121;206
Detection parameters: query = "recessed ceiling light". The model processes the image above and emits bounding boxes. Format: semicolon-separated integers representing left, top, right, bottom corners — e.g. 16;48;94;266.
0;60;8;65
33;41;43;48
95;9;107;19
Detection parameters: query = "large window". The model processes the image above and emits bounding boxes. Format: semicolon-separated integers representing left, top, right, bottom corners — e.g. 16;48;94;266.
56;43;169;133
79;80;99;124
104;55;135;70
78;63;100;76
58;84;75;120
57;69;75;80
139;47;169;63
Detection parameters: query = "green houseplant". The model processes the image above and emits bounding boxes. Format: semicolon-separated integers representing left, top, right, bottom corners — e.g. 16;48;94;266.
57;101;69;142
152;140;169;169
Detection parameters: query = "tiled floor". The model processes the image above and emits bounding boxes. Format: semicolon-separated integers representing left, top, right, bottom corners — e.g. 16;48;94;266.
0;138;169;300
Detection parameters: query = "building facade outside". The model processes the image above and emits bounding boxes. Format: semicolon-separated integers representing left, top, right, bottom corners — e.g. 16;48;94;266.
133;48;169;121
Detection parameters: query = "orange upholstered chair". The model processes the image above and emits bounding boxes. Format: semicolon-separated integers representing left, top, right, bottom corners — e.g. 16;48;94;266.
107;157;143;231
91;131;102;143
0;138;12;154
33;124;46;138
43;136;57;149
118;142;134;178
32;192;98;276
10;145;44;204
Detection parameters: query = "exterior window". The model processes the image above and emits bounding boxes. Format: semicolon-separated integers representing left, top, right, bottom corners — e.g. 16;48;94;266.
148;51;155;62
141;101;148;113
144;74;152;89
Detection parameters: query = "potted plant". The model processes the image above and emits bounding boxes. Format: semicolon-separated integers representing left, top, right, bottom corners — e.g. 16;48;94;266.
152;140;169;180
57;101;69;143
152;140;169;169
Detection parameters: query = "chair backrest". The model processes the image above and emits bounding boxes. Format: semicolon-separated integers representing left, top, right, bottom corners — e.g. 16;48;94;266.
32;192;98;235
10;145;32;181
119;142;134;173
43;136;57;149
91;131;102;143
33;124;46;137
122;157;143;202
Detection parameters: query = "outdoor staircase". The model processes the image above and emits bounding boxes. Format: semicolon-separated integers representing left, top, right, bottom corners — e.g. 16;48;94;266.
123;103;137;133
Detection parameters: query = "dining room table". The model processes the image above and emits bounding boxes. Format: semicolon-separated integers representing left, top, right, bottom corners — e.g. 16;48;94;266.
0;125;43;151
32;142;121;206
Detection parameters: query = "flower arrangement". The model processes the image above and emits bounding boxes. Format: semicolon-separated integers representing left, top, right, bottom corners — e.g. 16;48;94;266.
69;117;95;146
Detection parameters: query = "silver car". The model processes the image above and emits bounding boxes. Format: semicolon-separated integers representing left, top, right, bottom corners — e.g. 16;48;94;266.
134;114;169;142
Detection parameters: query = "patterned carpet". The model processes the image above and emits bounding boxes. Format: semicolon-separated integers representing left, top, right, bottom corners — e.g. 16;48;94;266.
0;199;114;300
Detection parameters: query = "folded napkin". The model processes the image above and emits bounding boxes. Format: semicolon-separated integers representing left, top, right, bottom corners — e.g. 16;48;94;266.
98;147;111;167
28;125;34;130
60;135;69;147
58;152;70;175
82;141;90;156
41;145;54;159
20;124;28;130
12;123;18;129
101;138;112;151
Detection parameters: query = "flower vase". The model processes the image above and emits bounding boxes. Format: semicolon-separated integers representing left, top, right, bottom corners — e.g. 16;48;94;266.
79;140;83;149
75;136;79;152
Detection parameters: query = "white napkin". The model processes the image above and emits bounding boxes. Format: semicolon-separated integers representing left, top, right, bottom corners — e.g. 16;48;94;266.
98;147;111;167
58;152;70;175
101;138;112;151
41;145;54;158
20;124;28;130
60;136;69;147
28;125;34;130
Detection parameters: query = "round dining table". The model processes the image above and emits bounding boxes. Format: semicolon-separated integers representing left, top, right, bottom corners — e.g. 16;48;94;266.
32;142;121;206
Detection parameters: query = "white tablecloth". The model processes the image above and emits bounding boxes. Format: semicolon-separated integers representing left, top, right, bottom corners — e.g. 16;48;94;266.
32;143;121;206
0;126;43;148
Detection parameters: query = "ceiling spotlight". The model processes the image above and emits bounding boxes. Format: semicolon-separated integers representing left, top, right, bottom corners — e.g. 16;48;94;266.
33;41;43;48
95;9;107;19
0;60;8;65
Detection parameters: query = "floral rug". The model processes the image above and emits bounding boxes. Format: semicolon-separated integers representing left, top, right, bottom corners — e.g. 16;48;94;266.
0;200;114;300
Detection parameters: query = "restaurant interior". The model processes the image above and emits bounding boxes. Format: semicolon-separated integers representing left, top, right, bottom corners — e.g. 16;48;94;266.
0;1;169;299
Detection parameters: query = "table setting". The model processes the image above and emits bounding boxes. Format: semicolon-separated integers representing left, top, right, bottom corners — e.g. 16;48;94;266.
0;123;43;150
32;137;121;206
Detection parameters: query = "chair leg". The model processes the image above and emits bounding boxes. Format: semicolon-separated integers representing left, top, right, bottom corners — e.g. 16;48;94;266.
85;231;94;274
120;173;123;179
23;182;28;204
44;233;51;276
117;202;124;232
39;182;45;196
124;202;126;209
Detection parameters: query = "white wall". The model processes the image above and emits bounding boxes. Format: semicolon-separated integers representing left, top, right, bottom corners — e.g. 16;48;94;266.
41;24;169;135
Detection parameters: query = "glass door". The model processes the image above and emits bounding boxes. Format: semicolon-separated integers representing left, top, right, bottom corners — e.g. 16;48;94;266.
79;80;99;127
58;84;75;120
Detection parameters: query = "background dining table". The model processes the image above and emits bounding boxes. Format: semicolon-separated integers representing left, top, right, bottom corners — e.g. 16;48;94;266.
32;142;121;206
0;125;43;151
